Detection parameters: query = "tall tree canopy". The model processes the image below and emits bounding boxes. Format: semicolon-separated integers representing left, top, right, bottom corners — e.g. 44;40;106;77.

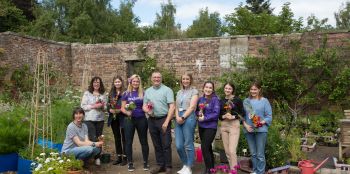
335;2;350;29
153;0;181;39
245;0;273;14
0;0;28;32
186;7;222;38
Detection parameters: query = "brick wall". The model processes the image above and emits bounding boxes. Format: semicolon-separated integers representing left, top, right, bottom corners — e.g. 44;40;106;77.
0;31;349;92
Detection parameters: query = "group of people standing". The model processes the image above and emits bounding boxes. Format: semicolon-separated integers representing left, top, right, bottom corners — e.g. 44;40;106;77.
61;70;272;174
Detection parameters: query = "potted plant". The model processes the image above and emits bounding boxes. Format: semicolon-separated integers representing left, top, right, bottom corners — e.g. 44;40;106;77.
32;153;83;174
18;145;54;174
0;106;29;172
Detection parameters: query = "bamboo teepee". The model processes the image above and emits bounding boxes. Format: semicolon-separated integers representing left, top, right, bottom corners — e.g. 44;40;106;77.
28;48;53;159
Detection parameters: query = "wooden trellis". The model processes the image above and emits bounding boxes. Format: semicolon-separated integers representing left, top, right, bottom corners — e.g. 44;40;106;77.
28;48;53;159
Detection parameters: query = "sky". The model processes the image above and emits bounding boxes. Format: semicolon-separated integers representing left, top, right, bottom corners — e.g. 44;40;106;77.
110;0;346;30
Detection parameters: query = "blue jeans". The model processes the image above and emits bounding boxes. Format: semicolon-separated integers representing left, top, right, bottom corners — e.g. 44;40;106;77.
175;111;196;167
66;146;101;160
245;132;268;174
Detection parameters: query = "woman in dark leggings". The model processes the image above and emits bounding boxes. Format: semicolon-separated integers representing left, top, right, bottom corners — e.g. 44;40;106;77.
107;76;127;166
196;81;220;174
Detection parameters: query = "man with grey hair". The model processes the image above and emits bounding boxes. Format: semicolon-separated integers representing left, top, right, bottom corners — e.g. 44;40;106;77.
143;71;175;174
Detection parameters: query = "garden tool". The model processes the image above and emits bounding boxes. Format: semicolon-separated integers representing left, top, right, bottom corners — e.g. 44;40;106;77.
298;157;329;174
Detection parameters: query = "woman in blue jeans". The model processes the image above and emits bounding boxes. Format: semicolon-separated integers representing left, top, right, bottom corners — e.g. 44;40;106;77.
175;73;199;174
242;81;272;174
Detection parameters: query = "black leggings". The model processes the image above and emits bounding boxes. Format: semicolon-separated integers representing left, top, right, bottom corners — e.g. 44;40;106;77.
85;120;104;142
199;127;217;170
111;118;126;156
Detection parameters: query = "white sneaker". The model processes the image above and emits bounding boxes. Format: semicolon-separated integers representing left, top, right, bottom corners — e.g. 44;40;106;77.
183;166;192;174
250;173;256;174
95;158;101;166
177;165;187;174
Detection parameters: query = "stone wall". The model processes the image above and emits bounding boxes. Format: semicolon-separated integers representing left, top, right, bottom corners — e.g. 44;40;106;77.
0;31;349;91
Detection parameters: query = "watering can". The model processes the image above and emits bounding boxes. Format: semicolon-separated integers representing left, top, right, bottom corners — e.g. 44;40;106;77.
298;157;329;174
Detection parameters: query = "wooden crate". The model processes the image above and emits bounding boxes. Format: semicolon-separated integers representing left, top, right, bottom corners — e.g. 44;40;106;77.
339;119;350;160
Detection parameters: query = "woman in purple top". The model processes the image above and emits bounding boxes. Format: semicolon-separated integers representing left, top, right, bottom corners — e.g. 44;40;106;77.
106;76;127;166
196;81;220;174
121;74;149;172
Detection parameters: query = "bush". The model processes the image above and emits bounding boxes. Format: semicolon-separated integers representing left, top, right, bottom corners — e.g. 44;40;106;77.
0;106;30;154
265;125;289;169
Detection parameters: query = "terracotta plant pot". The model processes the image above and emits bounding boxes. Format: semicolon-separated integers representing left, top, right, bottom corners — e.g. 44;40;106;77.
67;170;83;174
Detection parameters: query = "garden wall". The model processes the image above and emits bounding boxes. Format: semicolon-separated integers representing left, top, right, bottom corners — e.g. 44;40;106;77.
0;31;349;91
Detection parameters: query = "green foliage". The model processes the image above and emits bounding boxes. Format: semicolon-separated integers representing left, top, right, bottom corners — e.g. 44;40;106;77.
304;14;333;31
0;106;30;154
309;110;343;135
153;0;181;39
33;153;82;173
236;128;249;157
18;145;56;160
245;0;273;14
286;128;306;162
186;8;222;38
265;125;289;169
0;0;28;32
335;2;350;30
11;64;33;93
223;2;302;35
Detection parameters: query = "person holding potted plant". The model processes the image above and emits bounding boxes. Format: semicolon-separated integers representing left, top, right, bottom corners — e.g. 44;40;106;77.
121;74;149;172
242;81;272;174
175;73;199;174
196;81;220;174
80;76;106;165
61;108;103;166
107;76;127;166
219;82;244;170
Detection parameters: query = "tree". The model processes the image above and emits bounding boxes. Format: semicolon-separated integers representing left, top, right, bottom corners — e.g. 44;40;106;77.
334;2;350;29
153;0;181;39
186;7;222;38
304;14;333;31
223;2;303;35
0;0;28;32
245;0;273;14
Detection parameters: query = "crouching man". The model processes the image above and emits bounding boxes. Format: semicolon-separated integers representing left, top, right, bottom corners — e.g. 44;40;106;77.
61;107;104;166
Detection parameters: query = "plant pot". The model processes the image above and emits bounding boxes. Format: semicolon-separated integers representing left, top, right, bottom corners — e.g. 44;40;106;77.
0;153;18;172
54;143;63;152
17;157;32;174
100;153;111;163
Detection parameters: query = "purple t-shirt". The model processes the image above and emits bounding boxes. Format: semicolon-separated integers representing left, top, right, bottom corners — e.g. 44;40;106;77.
121;91;145;118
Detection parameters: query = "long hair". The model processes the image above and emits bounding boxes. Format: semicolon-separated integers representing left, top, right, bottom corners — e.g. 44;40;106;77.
126;74;143;98
249;81;263;99
109;76;124;98
88;76;105;94
180;73;194;90
223;82;236;95
202;81;216;101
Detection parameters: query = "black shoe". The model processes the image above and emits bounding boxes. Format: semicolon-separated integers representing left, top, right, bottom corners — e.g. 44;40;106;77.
143;162;150;171
120;156;127;166
150;166;166;174
128;163;135;172
113;156;122;165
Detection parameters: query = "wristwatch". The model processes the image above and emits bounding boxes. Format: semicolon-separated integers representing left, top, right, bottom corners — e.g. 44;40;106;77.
91;142;96;147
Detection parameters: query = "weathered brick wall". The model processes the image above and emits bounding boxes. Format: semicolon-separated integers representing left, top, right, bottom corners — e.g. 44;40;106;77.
0;32;72;79
1;31;349;92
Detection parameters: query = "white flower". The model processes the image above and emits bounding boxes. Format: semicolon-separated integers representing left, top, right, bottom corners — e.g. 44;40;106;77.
40;153;45;156
36;157;40;160
243;149;247;153
31;162;36;166
45;158;50;163
59;160;64;163
67;159;71;162
57;157;61;160
48;167;53;171
35;164;43;171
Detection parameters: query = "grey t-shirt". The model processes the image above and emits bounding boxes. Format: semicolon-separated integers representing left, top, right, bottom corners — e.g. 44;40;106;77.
61;122;88;153
176;87;199;111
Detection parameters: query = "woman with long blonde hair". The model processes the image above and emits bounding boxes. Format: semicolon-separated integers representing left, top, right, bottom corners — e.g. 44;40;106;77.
121;74;149;172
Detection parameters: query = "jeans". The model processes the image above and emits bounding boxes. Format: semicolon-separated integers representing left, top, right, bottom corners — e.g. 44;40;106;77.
220;119;240;169
124;116;149;163
111;116;126;156
199;127;217;171
66;146;101;160
148;116;172;168
85;121;104;142
175;111;196;167
245;132;268;174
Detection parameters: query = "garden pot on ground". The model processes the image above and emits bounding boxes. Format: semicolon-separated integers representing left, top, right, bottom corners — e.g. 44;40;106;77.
0;153;18;172
100;153;111;163
17;156;32;174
